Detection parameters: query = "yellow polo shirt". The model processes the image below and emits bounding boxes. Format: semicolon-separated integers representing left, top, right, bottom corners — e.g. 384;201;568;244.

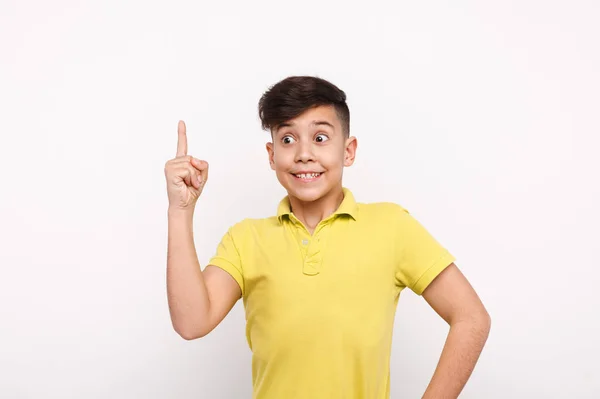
208;188;455;399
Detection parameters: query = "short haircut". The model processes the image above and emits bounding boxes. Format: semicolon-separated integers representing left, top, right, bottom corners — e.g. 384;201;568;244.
258;76;350;137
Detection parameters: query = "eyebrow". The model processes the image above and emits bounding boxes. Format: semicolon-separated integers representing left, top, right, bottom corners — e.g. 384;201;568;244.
276;120;335;132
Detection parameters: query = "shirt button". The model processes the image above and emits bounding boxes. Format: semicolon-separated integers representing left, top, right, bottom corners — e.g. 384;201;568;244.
302;239;309;245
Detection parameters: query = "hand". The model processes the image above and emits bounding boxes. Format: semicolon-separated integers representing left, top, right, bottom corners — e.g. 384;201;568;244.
164;120;209;211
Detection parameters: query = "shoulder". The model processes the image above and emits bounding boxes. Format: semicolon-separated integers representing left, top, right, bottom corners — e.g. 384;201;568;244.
356;201;409;221
356;201;424;237
225;215;280;239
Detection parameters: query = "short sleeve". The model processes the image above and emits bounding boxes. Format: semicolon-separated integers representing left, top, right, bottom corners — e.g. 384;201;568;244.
208;224;245;296
393;205;456;295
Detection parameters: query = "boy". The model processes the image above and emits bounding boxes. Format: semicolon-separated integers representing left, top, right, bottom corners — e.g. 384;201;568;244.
164;76;491;398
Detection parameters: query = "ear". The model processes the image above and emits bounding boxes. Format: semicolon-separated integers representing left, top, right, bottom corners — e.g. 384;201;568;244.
266;142;276;170
343;136;357;167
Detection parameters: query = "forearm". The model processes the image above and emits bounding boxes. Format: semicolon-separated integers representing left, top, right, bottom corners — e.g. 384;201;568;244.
422;314;491;399
166;207;210;339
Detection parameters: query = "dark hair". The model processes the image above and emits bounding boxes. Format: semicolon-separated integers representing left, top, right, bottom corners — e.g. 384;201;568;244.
258;76;350;136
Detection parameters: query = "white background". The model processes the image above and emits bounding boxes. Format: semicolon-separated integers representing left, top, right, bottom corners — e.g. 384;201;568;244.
1;1;599;398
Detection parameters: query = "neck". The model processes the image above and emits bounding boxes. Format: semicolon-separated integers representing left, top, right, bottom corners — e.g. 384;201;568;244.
288;186;345;233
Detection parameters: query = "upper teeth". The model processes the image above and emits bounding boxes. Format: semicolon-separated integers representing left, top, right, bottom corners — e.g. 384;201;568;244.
296;173;320;178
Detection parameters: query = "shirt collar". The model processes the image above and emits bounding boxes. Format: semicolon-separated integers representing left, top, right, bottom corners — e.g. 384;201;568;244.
276;187;359;223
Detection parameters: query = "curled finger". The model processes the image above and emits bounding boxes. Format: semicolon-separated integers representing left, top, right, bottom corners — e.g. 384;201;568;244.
186;165;202;188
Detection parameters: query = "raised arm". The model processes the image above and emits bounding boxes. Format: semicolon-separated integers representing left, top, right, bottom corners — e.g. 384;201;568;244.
164;120;241;340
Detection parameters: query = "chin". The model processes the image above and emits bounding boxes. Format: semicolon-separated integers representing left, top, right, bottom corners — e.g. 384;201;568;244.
288;187;326;203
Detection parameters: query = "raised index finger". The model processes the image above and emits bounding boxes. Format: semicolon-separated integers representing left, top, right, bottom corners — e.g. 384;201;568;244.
176;120;187;157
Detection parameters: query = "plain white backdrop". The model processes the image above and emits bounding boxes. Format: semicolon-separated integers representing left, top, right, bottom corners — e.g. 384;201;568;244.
1;1;598;398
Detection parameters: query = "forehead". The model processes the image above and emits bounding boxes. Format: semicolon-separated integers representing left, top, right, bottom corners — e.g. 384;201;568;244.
275;105;340;132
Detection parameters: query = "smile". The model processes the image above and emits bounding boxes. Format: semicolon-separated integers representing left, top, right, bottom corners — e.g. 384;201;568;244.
292;172;323;181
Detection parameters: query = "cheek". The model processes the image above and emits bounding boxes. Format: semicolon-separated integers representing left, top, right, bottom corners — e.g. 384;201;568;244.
272;151;291;168
321;148;346;166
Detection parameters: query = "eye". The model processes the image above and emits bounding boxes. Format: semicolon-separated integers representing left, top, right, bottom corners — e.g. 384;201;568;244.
282;135;296;144
315;133;329;143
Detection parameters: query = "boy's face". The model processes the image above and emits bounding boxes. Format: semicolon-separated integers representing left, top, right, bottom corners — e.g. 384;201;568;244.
266;105;357;203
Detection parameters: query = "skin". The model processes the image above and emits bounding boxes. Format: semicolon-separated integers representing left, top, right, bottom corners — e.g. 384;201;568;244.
265;104;357;234
166;108;490;398
165;121;241;339
421;264;491;398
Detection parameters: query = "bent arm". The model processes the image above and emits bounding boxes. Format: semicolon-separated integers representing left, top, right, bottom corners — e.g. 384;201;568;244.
421;263;491;399
166;208;241;340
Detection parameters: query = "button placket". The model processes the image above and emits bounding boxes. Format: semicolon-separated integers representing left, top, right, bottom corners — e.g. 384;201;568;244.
302;223;329;276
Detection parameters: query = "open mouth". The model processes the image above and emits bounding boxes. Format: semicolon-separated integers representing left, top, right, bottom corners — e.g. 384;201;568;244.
292;172;323;181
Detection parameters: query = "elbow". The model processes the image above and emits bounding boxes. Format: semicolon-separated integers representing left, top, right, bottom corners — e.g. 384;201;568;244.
172;321;209;341
485;310;492;329
480;309;492;332
481;311;492;347
473;309;492;341
178;330;205;341
453;308;491;336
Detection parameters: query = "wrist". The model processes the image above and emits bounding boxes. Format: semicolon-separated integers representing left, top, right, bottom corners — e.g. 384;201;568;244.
168;206;195;218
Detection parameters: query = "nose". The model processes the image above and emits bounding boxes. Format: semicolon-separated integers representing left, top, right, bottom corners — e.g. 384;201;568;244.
294;137;315;163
